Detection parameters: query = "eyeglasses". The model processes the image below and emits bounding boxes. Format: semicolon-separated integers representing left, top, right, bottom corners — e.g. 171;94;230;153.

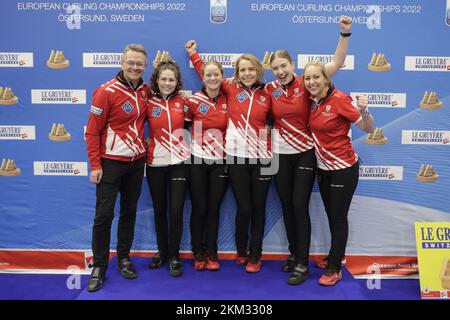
123;60;146;69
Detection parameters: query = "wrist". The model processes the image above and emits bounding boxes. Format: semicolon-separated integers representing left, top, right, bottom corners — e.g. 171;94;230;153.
361;109;370;117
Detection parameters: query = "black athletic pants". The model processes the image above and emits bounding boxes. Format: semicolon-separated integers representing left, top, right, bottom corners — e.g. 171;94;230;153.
146;163;189;260
92;158;145;268
274;149;317;265
228;156;272;259
189;156;228;255
317;161;359;271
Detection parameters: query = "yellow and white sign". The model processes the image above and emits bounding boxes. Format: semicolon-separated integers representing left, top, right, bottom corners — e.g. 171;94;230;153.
415;222;450;299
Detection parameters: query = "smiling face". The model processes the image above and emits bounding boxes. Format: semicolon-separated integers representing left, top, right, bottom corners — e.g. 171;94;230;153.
121;50;147;86
270;57;295;85
203;63;223;92
157;69;177;98
236;58;258;88
303;64;330;98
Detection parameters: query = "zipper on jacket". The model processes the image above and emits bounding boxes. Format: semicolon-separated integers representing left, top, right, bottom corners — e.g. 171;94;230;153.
244;87;255;136
165;97;173;155
110;133;117;151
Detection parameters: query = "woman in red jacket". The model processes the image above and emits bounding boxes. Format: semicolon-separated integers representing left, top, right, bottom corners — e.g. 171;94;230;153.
304;61;374;286
184;59;228;271
186;41;272;273
146;59;190;277
266;16;352;285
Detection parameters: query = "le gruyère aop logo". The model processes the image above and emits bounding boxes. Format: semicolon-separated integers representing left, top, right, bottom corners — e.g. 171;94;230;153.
261;51;274;70
152;50;171;68
416;164;439;182
49;123;71;142
420;91;443;110
0;158;20;176
0;86;18;105
441;257;450;290
368;53;391;72
365;127;388;145
47;50;69;69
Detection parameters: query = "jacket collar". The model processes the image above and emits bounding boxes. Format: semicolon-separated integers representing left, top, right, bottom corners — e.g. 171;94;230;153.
153;92;177;101
238;79;265;91
201;88;224;102
280;74;296;89
310;85;335;105
116;71;144;91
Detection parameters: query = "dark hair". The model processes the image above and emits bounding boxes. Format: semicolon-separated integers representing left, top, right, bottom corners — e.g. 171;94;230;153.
150;60;183;95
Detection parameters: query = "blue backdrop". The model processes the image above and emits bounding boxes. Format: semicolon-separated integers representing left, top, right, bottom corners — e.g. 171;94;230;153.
1;0;449;274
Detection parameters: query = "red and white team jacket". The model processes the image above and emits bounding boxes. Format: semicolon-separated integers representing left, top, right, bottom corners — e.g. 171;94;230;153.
85;72;148;170
309;87;362;171
185;90;228;160
266;76;314;154
190;52;272;159
146;93;190;166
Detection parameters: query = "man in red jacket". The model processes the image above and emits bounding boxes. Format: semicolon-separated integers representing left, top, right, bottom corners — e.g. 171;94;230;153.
85;44;149;292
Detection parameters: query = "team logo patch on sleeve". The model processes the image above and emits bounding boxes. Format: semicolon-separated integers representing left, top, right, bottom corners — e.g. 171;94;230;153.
90;105;103;116
236;91;249;103
197;103;210;115
122;101;134;114
272;88;283;100
184;105;189;113
152;106;162;117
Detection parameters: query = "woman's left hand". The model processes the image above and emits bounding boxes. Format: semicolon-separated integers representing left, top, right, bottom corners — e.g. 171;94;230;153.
340;15;352;33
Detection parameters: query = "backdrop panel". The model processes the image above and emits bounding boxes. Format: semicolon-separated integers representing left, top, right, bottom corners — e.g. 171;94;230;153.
0;0;449;277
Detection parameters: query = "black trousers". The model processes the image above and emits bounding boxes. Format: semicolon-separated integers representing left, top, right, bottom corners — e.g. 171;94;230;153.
317;161;359;271
189;156;228;255
274;149;316;265
146;163;189;259
92;158;145;268
228;156;272;258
